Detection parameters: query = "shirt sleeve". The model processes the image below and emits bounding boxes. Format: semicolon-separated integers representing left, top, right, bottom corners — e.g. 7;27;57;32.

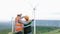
21;20;33;24
20;16;24;19
20;20;29;24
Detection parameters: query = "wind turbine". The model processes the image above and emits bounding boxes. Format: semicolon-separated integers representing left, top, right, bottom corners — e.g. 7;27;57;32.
33;4;39;34
8;17;14;34
11;17;14;33
29;2;39;34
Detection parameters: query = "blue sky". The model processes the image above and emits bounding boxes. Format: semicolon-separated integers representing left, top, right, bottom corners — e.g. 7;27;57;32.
0;0;60;21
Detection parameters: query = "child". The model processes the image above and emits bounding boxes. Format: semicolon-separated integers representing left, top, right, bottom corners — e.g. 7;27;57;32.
24;15;34;34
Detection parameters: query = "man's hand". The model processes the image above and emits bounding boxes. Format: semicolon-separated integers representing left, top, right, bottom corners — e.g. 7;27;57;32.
32;19;34;21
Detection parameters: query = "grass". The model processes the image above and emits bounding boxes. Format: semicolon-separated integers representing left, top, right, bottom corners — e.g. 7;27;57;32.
36;26;60;34
0;26;60;34
0;29;11;34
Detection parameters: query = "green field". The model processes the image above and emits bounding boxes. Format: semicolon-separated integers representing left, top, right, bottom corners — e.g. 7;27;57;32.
0;26;60;34
0;29;11;34
36;26;60;34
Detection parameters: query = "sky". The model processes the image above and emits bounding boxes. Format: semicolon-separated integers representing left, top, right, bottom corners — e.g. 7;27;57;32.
0;0;60;21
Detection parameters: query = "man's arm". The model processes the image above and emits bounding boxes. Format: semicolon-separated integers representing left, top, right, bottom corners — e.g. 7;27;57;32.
20;20;29;24
20;16;24;19
18;16;29;24
24;19;34;26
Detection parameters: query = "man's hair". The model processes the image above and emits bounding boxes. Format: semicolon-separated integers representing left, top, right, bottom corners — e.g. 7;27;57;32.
17;15;20;16
17;14;22;16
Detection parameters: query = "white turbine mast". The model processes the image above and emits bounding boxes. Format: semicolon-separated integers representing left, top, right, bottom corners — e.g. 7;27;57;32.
28;1;39;34
11;17;14;33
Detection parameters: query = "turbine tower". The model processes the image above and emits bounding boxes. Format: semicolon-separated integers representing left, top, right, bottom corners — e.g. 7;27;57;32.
29;2;39;34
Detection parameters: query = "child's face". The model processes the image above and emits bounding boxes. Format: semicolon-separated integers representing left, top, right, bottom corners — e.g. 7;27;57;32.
26;19;28;21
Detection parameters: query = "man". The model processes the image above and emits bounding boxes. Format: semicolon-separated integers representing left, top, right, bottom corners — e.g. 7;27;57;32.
23;15;34;34
14;14;23;34
17;15;34;34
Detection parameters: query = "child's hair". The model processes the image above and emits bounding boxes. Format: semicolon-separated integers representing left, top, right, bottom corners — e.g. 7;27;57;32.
24;15;29;21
